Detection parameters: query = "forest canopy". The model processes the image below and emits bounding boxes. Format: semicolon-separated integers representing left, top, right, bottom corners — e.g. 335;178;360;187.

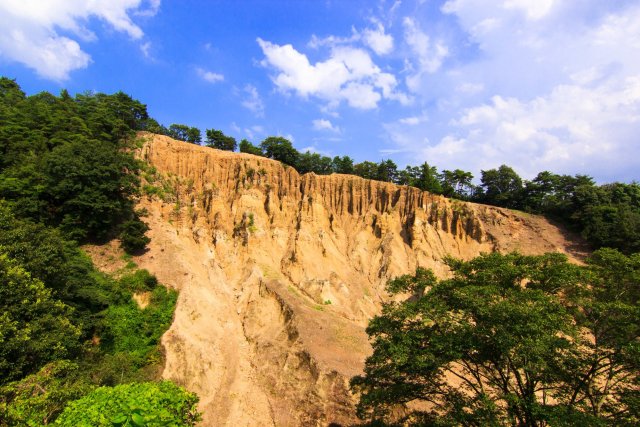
0;77;196;426
352;251;640;426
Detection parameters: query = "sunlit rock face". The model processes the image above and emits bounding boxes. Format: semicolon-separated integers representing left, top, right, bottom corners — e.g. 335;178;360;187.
130;133;586;426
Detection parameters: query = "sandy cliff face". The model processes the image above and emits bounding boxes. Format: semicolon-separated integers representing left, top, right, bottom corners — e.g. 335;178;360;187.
130;133;587;426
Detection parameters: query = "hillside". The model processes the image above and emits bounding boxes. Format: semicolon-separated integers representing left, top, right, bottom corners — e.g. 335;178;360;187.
121;133;589;426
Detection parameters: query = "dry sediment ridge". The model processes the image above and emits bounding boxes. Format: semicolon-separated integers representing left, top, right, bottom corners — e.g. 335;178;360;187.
127;133;588;426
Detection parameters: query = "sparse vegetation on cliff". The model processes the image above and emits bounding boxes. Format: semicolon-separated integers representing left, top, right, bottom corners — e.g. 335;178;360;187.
152;124;640;255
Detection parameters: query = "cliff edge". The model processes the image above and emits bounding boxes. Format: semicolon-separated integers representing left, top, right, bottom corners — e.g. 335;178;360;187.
127;133;588;426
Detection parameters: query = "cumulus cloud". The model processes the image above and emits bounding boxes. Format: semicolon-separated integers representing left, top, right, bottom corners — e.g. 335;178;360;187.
241;84;265;117
0;0;158;80
417;76;640;181
258;37;409;109
196;67;224;83
382;1;640;182
312;118;340;133
403;17;449;91
362;22;393;55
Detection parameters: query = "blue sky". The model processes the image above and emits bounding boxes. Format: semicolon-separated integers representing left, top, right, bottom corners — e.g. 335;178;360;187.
1;0;639;183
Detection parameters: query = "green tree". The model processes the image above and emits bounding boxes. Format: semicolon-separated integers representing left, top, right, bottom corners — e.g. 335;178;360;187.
296;151;333;175
573;183;640;253
354;161;379;180
440;168;474;199
0;81;146;243
478;164;523;208
0;252;81;384
205;128;237;151
376;159;399;183
54;381;201;426
119;217;150;254
0;203;117;336
43;138;140;241
396;166;420;187
167;124;200;143
332;155;355;174
260;136;299;166
239;139;263;156
186;127;201;144
351;251;639;426
415;162;443;193
0;360;92;426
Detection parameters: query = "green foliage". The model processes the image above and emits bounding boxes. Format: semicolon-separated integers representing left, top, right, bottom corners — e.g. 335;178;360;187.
0;77;196;424
0;197;180;418
352;251;639;426
119;218;151;254
296;151;334;175
332;155;355;174
354;161;379;180
167;124;201;144
398;162;444;194
0;252;81;384
439;168;476;199
0;77;146;246
573;183;640;253
100;286;177;364
479;164;524;208
0;360;92;426
260;136;299;166
43;138;140;241
55;381;200;426
119;269;159;292
239;138;264;156
0;203;118;336
376;159;399;183
205;128;237;151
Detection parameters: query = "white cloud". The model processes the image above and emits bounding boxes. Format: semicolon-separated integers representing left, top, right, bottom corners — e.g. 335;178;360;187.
403;17;449;91
258;37;408;109
309;21;393;56
134;0;160;17
423;76;640;180
231;123;264;141
378;1;640;182
140;41;152;58
312;118;340;133
399;111;428;125
308;30;359;49
241;84;265;117
456;82;484;95
0;0;158;80
399;117;420;125
363;22;393;55
245;125;265;141
196;67;224;83
503;0;556;21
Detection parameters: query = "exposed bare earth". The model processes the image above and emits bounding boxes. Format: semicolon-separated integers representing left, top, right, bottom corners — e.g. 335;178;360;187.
95;134;588;425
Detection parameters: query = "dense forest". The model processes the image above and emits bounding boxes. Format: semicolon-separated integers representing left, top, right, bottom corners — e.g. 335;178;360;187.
0;78;199;426
1;76;638;426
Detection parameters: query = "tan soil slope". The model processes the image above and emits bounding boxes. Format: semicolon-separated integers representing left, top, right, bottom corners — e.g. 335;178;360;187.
130;133;588;426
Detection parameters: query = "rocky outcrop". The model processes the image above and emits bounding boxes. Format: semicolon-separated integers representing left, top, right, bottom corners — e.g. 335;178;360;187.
131;133;587;426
